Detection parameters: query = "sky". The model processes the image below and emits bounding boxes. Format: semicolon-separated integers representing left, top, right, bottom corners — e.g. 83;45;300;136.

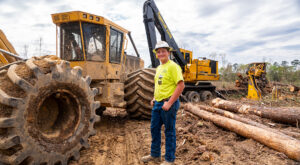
0;0;300;67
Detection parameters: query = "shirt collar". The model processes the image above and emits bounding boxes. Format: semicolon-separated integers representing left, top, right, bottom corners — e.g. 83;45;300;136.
161;60;171;66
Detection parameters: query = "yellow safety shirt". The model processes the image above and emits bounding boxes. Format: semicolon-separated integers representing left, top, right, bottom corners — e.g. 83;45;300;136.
154;60;184;101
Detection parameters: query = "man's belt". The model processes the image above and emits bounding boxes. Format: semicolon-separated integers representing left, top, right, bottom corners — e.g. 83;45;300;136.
158;97;170;102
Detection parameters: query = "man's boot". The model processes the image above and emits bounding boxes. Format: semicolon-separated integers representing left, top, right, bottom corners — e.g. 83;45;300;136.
160;161;174;165
141;155;161;163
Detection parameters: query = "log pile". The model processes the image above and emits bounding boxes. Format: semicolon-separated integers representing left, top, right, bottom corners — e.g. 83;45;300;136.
184;103;300;161
196;105;300;137
289;85;300;93
269;83;300;97
235;73;248;88
212;98;300;126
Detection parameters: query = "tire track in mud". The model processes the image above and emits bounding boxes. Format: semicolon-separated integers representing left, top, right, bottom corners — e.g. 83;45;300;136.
70;115;152;165
70;107;297;165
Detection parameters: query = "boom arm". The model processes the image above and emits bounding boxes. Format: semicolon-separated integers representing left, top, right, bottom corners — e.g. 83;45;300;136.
143;0;186;68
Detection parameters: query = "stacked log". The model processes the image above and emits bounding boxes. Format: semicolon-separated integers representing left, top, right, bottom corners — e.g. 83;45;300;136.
235;73;248;88
212;98;300;126
197;104;300;138
184;103;300;161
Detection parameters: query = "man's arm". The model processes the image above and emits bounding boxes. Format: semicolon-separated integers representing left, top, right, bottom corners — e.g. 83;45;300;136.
162;80;184;111
150;98;155;106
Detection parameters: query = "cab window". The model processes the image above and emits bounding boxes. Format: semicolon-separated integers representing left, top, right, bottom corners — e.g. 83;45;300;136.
60;22;84;61
109;28;123;63
185;53;190;63
82;23;106;61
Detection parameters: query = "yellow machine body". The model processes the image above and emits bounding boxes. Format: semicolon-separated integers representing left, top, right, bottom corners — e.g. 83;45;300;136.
246;62;267;100
247;75;262;100
52;11;144;108
179;48;219;83
0;30;18;66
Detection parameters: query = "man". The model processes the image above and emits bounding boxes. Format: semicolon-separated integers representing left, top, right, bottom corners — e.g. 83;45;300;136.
141;41;185;165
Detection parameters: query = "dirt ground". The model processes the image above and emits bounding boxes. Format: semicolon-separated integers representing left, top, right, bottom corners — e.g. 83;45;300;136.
69;104;300;165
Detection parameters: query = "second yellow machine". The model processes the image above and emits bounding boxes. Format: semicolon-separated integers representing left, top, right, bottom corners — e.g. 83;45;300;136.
143;0;220;102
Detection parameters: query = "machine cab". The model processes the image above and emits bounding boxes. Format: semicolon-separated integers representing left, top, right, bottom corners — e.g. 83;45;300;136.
51;11;142;80
51;11;144;108
247;62;267;76
180;48;193;64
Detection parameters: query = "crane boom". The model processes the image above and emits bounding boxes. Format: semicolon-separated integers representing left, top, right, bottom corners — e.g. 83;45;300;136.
143;0;186;68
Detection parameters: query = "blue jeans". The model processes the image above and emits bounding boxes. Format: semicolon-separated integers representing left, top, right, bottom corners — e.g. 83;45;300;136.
150;99;180;162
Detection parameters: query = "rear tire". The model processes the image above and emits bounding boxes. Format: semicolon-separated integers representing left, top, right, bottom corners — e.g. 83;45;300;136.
124;68;156;119
0;56;100;165
188;91;201;102
200;90;213;101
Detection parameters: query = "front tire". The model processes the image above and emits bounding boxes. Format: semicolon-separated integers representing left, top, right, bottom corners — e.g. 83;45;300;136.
0;56;100;165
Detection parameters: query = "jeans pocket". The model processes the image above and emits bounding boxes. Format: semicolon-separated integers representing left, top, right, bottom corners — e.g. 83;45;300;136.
169;101;179;119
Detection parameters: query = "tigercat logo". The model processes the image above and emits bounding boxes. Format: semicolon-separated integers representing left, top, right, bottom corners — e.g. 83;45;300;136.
157;12;173;39
53;15;60;21
61;14;70;21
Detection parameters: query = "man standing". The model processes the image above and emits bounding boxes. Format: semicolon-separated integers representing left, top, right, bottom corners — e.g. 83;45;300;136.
141;41;185;165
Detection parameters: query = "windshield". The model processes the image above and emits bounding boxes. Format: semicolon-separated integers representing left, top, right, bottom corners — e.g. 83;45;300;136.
60;22;84;61
82;23;106;61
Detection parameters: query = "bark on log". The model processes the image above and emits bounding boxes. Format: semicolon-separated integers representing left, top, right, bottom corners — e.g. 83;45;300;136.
212;98;300;126
184;103;300;161
197;104;300;138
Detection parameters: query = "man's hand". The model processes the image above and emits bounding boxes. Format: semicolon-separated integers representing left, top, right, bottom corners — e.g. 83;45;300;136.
150;98;155;106
162;101;172;111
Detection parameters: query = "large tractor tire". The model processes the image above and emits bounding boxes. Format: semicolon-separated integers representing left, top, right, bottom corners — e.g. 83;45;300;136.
0;56;100;165
124;68;155;119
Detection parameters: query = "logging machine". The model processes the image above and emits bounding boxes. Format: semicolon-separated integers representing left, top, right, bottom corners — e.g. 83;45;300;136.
143;0;220;102
246;62;268;100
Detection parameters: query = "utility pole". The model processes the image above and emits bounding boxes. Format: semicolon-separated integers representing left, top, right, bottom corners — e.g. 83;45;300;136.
23;44;28;59
39;37;42;56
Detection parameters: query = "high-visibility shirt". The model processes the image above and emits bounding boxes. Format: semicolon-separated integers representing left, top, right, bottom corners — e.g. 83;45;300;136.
154;60;184;101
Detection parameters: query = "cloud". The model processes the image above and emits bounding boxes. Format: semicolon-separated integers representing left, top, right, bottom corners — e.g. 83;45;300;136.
257;21;300;37
282;44;300;50
230;41;266;53
32;23;52;28
197;3;224;17
0;0;299;65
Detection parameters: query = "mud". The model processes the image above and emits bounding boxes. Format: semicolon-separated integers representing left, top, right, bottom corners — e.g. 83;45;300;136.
15;63;35;85
0;70;26;98
70;107;298;165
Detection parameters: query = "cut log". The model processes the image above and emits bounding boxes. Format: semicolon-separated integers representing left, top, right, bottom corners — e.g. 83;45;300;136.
184;103;300;161
289;85;300;93
235;80;241;87
197;104;299;138
212;98;300;126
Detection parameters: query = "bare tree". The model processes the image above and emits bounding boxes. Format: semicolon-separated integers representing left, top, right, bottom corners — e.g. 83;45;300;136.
219;53;227;67
209;52;217;60
34;37;43;57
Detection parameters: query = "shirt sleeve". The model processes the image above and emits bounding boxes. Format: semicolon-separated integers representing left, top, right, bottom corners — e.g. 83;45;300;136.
171;64;184;84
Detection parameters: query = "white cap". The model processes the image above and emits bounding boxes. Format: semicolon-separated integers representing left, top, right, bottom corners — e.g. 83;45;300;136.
153;41;173;53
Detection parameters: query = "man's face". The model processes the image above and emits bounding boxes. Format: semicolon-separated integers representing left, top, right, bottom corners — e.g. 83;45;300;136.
156;48;170;62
